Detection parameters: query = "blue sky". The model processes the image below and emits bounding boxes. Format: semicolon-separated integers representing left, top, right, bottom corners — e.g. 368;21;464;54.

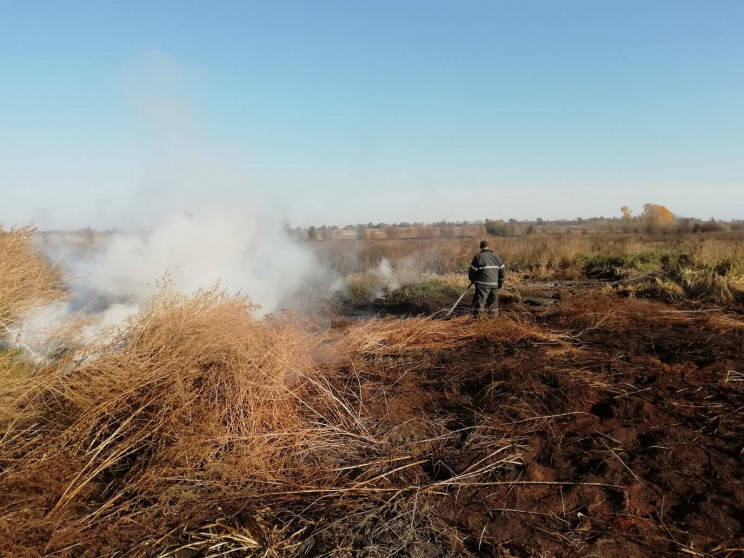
1;0;743;228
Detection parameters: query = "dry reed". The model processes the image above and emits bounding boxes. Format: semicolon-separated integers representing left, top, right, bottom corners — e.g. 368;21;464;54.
0;285;616;555
0;225;65;328
343;315;565;355
2;290;527;555
318;231;744;304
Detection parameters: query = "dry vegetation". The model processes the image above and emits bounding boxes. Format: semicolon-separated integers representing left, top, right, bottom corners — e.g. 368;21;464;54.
1;291;438;554
0;226;67;407
0;226;65;327
1;227;743;557
0;303;620;556
319;231;744;306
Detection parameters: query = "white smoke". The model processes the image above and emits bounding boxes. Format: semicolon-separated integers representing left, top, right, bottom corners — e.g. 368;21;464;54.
15;211;332;359
371;258;399;297
366;256;432;298
15;210;323;353
9;52;336;354
70;211;316;313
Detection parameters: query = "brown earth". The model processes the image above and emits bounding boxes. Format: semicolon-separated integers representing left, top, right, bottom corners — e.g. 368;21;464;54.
328;293;744;557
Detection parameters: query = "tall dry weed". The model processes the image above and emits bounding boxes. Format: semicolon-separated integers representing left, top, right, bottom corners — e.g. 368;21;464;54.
3;291;332;527
0;226;65;418
0;226;65;327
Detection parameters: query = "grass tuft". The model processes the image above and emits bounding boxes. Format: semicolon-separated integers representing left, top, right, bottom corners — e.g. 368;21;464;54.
0;226;65;327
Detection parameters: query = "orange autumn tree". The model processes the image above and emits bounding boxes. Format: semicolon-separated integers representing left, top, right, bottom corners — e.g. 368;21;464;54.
641;203;675;225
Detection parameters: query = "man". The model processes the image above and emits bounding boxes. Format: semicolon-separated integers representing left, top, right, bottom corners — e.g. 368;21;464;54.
469;240;506;316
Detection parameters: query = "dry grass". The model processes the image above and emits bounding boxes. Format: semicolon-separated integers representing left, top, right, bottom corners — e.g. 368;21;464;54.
315;233;742;275
343;314;564;355
1;291;516;555
2;227;741;555
0;283;616;555
318;231;744;304
0;226;65;410
0;226;65;327
547;292;744;335
1;290;362;552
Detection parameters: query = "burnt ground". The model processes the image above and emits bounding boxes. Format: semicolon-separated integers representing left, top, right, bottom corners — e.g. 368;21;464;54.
328;290;744;557
335;280;615;318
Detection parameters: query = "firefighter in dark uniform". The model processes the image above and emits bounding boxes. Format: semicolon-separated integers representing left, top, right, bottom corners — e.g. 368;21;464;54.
469;240;506;316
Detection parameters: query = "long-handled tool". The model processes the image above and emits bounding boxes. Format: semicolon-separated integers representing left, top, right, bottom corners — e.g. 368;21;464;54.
445;282;473;317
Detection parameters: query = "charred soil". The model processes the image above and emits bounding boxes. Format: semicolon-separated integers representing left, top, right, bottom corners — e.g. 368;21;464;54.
329;292;744;556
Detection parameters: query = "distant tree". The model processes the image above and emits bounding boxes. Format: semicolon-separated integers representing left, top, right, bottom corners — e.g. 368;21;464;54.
641;203;675;225
620;206;633;220
675;218;693;234
307;226;318;241
526;224;535;235
699;219;724;233
485;219;508;237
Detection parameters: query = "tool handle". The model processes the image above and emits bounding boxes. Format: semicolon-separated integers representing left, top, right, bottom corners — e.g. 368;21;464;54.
445;282;473;317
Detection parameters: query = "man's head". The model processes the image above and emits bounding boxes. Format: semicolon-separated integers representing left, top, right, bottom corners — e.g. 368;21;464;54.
479;240;489;250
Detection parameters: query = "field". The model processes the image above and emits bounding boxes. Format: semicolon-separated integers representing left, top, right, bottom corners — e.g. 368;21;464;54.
316;232;744;316
1;227;743;557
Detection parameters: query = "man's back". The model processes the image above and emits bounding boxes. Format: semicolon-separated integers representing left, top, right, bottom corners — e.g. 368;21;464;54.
469;249;506;287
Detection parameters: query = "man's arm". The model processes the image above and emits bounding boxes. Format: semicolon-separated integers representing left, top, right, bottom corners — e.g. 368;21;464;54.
468;255;479;282
498;258;506;288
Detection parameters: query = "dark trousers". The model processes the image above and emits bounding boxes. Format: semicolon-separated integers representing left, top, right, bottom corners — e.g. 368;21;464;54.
472;284;498;316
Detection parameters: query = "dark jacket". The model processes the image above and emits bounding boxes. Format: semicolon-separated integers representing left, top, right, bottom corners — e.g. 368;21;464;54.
468;249;506;287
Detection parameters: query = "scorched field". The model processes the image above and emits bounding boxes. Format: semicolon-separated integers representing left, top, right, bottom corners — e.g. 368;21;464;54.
1;227;743;557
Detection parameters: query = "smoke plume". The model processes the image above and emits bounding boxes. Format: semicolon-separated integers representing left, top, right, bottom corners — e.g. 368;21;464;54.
13;52;333;351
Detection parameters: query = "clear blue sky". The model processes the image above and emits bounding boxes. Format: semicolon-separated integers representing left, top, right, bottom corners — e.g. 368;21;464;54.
1;0;743;228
